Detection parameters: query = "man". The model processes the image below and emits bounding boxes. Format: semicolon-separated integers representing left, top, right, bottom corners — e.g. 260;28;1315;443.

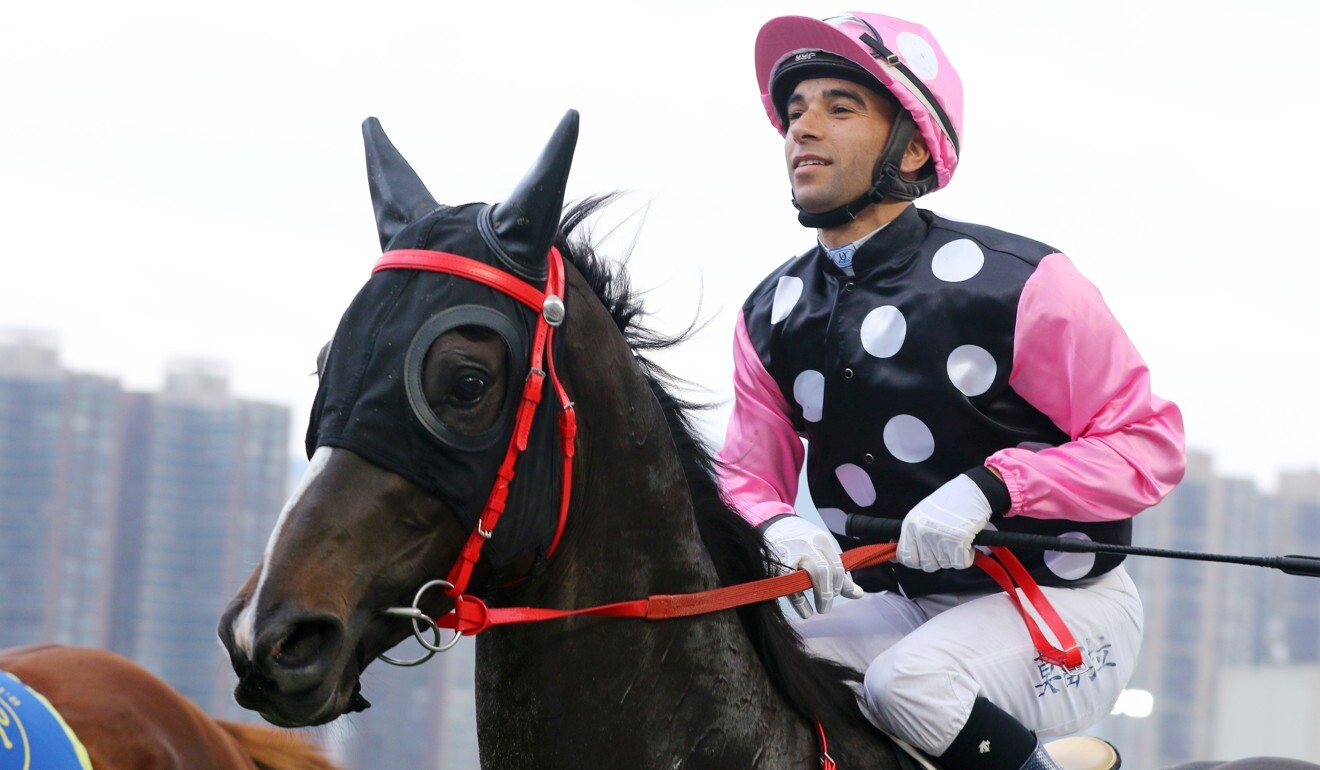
716;12;1186;770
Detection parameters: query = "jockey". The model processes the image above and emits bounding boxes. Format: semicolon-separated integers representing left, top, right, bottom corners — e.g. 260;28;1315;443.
716;11;1186;770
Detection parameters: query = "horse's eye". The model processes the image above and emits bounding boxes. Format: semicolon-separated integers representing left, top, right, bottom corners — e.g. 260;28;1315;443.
447;375;489;408
416;329;507;435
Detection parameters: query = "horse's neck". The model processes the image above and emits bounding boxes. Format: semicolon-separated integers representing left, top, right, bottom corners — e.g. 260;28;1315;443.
473;304;819;767
476;453;815;767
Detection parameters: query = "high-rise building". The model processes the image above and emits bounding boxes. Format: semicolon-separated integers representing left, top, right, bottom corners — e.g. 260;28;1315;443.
0;332;125;649
1095;451;1320;765
118;359;292;717
0;339;291;717
1270;470;1320;664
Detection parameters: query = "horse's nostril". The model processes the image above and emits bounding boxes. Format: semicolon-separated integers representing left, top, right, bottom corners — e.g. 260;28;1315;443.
269;617;341;671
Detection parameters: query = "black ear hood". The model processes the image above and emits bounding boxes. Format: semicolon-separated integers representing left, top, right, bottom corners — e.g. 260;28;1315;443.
481;110;578;281
366;110;579;274
363;117;443;251
304;112;580;575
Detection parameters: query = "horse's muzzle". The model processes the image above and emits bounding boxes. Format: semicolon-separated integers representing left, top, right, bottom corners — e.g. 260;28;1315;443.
219;600;355;726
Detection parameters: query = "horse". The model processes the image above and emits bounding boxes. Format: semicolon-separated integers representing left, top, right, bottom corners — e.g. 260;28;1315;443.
216;110;903;768
214;111;1320;770
0;644;342;770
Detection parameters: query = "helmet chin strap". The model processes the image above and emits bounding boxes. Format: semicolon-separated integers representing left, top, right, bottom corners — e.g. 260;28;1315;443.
793;111;932;230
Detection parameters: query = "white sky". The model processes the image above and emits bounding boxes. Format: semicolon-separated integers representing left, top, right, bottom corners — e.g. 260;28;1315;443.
2;0;1317;491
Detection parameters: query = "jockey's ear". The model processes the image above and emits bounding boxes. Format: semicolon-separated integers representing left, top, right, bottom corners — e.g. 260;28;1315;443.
362;117;441;252
900;130;931;178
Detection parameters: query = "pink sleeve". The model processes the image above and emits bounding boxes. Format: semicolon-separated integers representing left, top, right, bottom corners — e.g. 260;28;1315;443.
715;312;805;526
986;253;1186;522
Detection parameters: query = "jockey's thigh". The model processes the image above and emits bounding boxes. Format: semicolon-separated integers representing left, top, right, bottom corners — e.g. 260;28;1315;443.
861;566;1143;757
791;588;967;671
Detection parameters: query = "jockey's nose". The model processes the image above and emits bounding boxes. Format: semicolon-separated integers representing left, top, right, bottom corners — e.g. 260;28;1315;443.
787;107;823;143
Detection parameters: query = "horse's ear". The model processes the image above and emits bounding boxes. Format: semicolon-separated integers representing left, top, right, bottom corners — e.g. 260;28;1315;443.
487;110;579;273
363;117;440;252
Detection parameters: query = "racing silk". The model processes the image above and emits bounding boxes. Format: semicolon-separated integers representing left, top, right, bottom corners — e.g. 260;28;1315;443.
0;670;93;770
717;206;1185;597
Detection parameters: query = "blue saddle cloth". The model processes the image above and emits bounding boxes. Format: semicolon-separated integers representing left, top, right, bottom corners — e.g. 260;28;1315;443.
0;670;92;770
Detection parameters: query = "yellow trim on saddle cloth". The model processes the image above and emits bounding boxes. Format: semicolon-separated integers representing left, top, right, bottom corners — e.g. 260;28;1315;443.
0;671;93;770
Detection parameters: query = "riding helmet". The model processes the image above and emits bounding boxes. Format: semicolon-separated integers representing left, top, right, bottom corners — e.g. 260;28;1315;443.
755;12;964;198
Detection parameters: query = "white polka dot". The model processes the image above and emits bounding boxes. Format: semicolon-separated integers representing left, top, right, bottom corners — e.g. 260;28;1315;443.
771;276;804;323
860;305;907;358
793;370;825;422
818;507;847;535
835;464;877;507
932;239;984;282
883;415;935;463
897;32;939;80
947;345;997;396
1044;532;1096;580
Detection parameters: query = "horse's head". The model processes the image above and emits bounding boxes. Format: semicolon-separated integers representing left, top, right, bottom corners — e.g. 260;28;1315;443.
218;112;582;727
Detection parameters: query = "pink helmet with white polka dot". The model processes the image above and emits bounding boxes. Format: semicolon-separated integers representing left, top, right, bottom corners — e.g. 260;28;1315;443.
756;12;964;220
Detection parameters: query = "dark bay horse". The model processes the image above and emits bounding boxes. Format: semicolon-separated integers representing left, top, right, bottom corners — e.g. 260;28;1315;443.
217;111;902;768
0;644;342;770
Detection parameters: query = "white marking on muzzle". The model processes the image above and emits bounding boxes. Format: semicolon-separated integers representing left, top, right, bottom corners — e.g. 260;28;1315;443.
230;446;334;657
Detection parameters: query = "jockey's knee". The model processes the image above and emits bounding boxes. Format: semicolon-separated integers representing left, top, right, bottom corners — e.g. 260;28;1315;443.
862;649;979;756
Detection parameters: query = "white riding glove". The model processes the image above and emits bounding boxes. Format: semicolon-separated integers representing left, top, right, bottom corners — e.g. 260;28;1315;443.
762;515;864;618
897;474;994;572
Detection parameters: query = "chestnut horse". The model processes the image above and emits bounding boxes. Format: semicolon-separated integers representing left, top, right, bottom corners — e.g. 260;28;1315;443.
215;111;1320;770
0;644;341;770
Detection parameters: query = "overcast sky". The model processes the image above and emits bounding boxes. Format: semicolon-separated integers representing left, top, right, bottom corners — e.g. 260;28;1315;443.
3;1;1317;491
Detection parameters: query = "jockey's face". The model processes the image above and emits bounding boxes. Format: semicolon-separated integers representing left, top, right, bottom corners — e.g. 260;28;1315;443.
783;77;897;216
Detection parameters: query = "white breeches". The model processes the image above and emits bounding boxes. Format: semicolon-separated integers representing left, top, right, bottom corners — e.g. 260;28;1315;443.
793;566;1143;756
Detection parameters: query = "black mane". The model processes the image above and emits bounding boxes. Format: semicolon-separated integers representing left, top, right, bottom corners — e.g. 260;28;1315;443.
554;196;872;733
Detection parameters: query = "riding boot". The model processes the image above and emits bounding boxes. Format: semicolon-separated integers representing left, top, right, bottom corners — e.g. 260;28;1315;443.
1018;741;1065;770
937;696;1038;769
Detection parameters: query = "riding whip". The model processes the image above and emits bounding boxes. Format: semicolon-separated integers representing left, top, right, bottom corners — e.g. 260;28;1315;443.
844;515;1320;578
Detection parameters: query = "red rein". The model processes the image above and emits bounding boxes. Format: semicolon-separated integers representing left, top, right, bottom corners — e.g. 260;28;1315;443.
427;542;1083;673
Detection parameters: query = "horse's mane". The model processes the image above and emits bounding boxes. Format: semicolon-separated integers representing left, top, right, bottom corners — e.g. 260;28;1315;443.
554;196;872;732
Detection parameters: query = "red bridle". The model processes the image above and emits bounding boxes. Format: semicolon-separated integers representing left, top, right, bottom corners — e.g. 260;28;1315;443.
372;247;576;602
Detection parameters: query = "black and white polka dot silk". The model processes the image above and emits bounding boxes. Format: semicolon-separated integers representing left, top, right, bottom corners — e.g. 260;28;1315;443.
735;206;1139;597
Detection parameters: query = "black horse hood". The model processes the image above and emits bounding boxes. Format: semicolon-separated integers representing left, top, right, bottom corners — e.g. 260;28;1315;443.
304;113;579;575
